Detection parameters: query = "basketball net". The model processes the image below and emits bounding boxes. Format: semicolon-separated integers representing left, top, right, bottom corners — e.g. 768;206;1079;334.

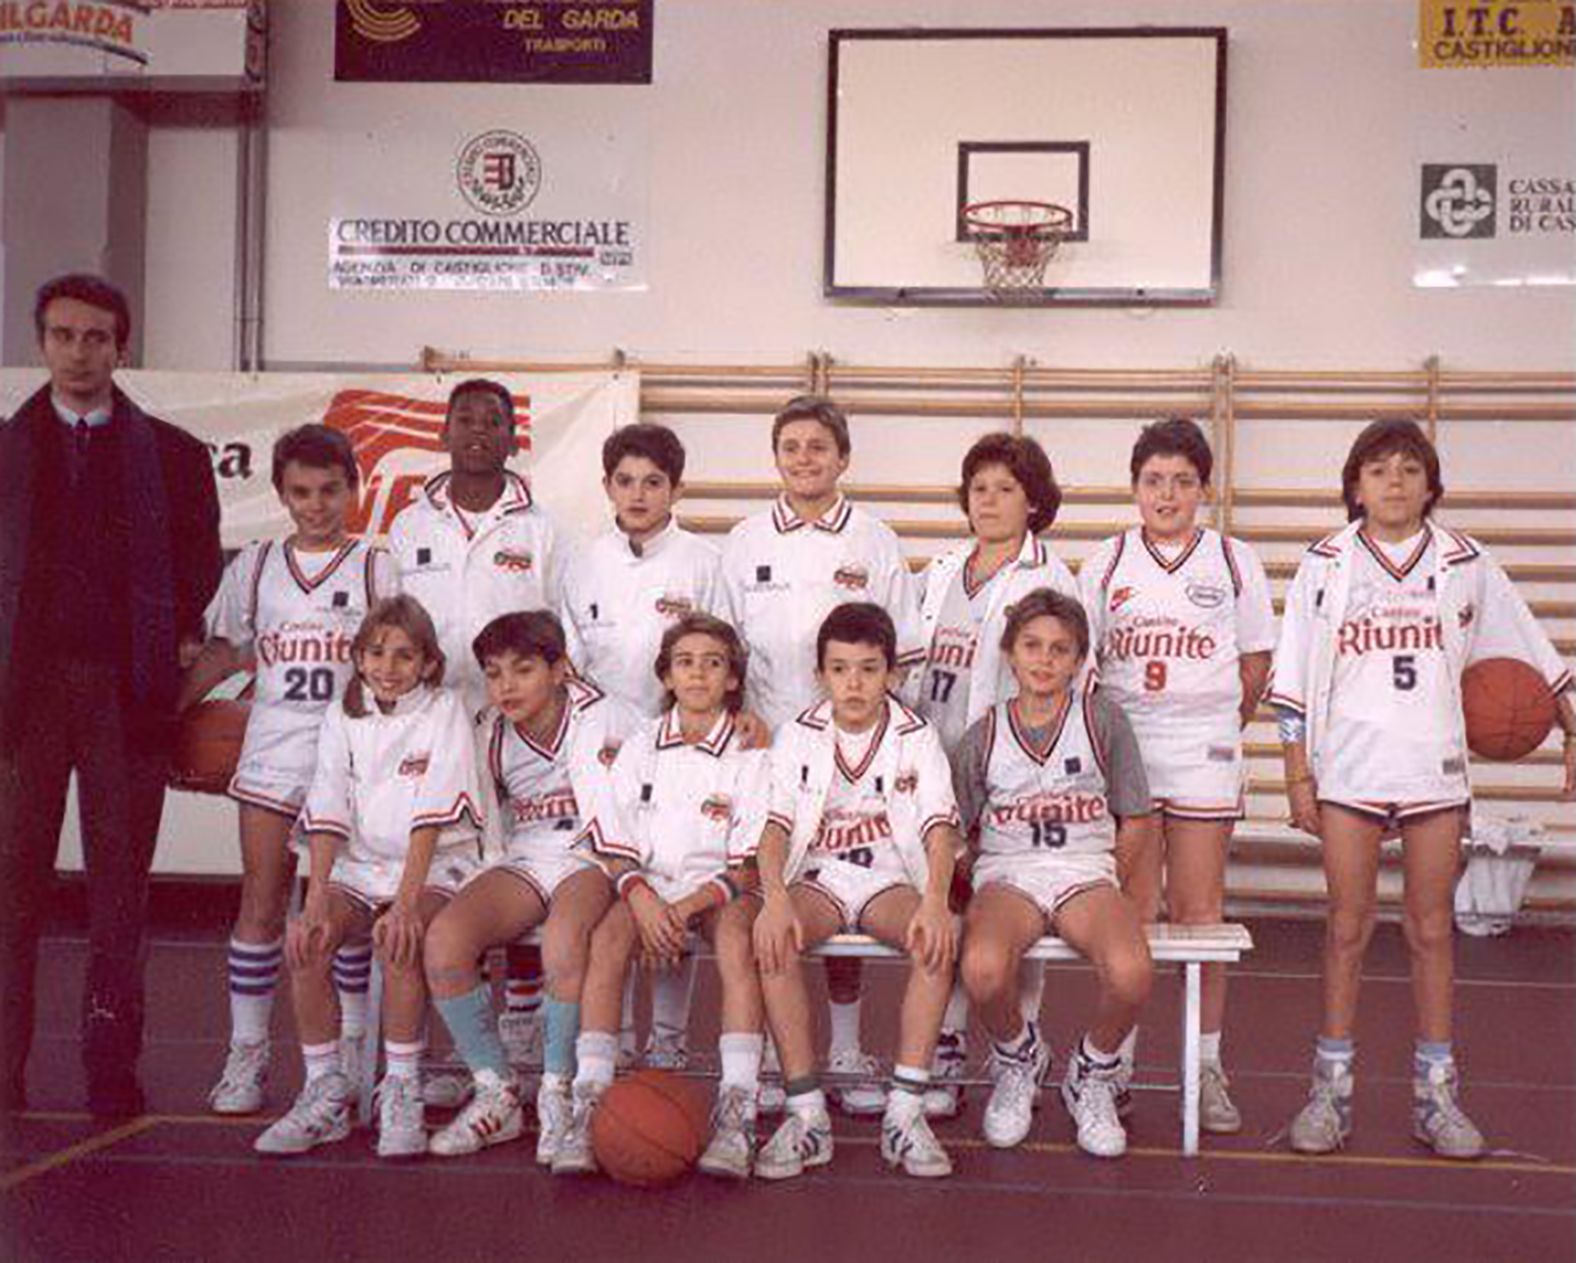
963;201;1073;302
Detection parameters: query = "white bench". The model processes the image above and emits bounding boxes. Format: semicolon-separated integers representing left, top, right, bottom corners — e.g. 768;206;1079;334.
366;920;1252;1158
812;921;1254;1157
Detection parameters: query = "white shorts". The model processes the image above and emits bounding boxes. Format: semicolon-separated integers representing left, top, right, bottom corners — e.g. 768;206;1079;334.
231;706;322;815
973;851;1117;925
797;855;911;933
1133;721;1245;819
331;845;480;908
484;847;597;907
1318;796;1470;831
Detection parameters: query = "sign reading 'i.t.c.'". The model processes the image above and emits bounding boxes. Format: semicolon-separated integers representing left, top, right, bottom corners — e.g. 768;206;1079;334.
334;0;653;84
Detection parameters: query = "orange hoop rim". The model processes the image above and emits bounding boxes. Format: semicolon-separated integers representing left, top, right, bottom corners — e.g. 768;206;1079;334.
961;199;1075;238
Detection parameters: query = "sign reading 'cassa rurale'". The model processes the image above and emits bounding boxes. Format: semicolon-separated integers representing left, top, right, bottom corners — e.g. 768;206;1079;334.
334;0;652;84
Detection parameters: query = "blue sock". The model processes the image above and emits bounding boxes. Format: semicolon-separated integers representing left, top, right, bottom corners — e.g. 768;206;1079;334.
543;997;580;1078
1315;1036;1355;1068
434;983;509;1078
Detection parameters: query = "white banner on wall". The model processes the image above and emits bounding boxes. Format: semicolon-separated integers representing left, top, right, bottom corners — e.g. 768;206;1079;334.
1411;59;1576;287
0;368;639;547
328;125;648;292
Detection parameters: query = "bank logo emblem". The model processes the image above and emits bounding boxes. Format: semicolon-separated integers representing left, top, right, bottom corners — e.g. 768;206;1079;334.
1421;164;1497;239
457;130;542;217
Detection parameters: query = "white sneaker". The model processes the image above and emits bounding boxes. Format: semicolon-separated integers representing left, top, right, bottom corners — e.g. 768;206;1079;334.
1062;1055;1128;1159
983;1029;1050;1149
643;1027;690;1071
881;1101;953;1178
428;1070;524;1157
535;1075;572;1166
698;1085;756;1180
498;1010;543;1068
254;1072;352;1155
338;1032;368;1087
551;1082;604;1175
826;1048;885;1116
374;1074;426;1159
1288;1059;1353;1155
421;1067;475;1110
923;1030;966;1120
754;1106;834;1181
1198;1062;1242;1135
209;1040;269;1115
1413;1062;1484;1160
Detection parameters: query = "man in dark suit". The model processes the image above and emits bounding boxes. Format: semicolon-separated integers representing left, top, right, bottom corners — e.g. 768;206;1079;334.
0;274;223;1117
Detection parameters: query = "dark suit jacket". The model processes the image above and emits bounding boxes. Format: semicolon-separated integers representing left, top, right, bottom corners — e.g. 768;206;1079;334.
0;382;222;750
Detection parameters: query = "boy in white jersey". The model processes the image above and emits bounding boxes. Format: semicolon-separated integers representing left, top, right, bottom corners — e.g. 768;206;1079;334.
752;603;961;1181
1080;417;1275;1134
387;378;564;1069
905;431;1078;1117
553;615;770;1179
181;425;398;1115
424;611;637;1163
254;596;485;1159
955;589;1154;1159
721;395;924;1114
1272;419;1576;1160
560;423;729;1069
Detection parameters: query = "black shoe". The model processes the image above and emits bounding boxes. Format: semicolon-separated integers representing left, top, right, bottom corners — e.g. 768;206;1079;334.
87;1075;146;1120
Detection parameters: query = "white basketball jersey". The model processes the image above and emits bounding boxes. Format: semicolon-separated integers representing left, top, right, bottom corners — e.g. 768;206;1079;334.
1086;528;1273;731
807;717;909;881
916;559;1012;756
486;678;635;860
1322;530;1465;800
976;698;1115;860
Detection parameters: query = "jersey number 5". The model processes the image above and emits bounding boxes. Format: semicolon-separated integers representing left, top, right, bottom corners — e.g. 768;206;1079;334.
1391;654;1417;692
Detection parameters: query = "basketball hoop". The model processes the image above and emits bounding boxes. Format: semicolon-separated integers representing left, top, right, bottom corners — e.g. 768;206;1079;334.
962;200;1074;302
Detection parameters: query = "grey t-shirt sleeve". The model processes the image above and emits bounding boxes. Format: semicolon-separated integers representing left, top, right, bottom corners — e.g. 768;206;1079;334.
1088;692;1153;818
951;715;993;837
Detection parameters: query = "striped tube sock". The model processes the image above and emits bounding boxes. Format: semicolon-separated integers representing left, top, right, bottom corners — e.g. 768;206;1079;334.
334;939;373;1039
227;937;282;1045
505;942;544;1016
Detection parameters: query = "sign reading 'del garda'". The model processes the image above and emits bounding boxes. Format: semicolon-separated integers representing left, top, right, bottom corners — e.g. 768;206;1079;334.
328;127;646;291
0;0;264;90
1418;0;1575;68
334;0;652;84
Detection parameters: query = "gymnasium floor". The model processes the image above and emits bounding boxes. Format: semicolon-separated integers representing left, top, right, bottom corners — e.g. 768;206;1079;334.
3;896;1572;1263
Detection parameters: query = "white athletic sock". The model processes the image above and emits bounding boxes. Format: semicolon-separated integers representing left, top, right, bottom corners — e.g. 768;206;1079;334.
718;1032;764;1092
1019;959;1046;1025
384;1039;424;1080
227;937;281;1045
828;997;862;1057
1117;1025;1139;1071
1199;1031;1222;1066
787;1087;826;1117
302;1041;340;1084
333;941;372;1039
575;1031;618;1089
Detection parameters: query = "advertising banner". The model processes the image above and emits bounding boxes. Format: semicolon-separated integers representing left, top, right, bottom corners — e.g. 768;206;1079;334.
1418;0;1574;68
334;0;652;84
0;367;639;546
329;125;647;292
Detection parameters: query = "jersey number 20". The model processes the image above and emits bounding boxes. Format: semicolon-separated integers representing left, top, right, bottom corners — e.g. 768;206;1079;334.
283;666;335;703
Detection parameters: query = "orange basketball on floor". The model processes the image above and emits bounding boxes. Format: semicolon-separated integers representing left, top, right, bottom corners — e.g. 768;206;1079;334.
171;699;250;794
1461;657;1555;761
590;1070;710;1187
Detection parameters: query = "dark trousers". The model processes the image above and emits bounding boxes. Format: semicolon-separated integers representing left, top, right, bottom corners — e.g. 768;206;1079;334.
0;660;168;1099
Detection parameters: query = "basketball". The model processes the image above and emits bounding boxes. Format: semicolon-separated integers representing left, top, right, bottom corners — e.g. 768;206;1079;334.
590;1070;710;1187
1461;658;1556;762
171;699;251;794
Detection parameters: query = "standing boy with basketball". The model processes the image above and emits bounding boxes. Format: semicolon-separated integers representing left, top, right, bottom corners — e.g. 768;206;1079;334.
1079;417;1275;1133
183;425;399;1114
752;603;960;1180
554;614;770;1179
721;395;924;1114
1271;418;1576;1159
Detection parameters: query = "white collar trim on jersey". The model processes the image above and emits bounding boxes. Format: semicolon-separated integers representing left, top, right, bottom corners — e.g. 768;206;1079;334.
772;493;852;536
